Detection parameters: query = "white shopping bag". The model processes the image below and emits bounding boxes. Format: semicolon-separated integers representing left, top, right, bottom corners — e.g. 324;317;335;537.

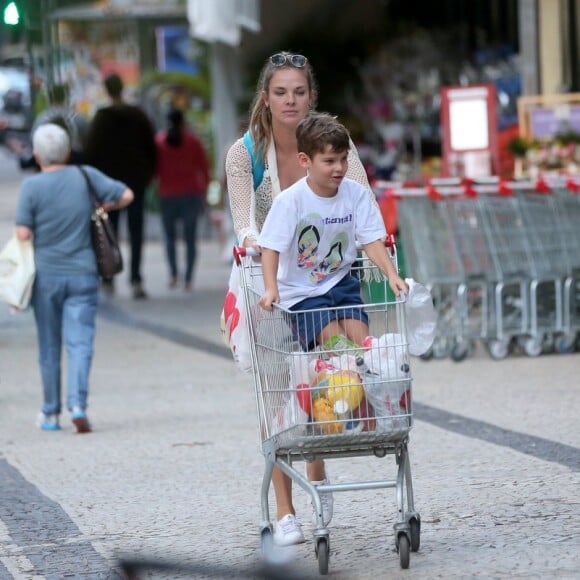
0;235;35;310
220;262;252;372
404;278;437;356
220;260;265;373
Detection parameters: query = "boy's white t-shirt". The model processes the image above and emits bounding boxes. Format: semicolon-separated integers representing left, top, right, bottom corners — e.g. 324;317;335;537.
258;176;386;308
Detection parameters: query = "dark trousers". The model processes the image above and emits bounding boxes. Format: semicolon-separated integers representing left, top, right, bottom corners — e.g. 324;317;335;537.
160;196;204;284
108;185;146;284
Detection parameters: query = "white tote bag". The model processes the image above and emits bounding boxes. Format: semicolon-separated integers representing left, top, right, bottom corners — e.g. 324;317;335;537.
0;235;36;310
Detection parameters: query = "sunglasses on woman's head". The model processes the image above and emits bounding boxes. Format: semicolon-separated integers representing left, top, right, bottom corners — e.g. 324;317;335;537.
269;53;308;68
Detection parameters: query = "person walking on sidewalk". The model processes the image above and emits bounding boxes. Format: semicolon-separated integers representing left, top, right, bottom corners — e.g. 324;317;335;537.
9;83;89;170
14;124;134;433
85;72;157;299
154;108;210;291
225;51;382;546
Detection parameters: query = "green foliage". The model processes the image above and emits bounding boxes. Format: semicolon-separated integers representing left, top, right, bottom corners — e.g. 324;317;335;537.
555;130;580;145
139;70;210;101
507;136;530;158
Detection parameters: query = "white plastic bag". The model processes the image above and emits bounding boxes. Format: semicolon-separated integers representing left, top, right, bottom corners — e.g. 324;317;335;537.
404;278;437;356
0;235;35;310
220;262;253;372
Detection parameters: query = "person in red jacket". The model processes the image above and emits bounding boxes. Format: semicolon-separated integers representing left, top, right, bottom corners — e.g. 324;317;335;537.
155;108;210;291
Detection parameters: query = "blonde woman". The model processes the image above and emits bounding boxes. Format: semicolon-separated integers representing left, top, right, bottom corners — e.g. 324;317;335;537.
225;52;382;546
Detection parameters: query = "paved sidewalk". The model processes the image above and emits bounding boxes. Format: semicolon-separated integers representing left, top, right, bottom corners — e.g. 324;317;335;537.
0;155;579;579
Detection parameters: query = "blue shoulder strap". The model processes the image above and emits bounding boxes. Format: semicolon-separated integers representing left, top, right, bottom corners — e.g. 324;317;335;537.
242;130;265;191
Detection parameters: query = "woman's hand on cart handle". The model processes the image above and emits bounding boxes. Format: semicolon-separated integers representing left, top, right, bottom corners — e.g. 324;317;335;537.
233;244;261;265
259;288;280;311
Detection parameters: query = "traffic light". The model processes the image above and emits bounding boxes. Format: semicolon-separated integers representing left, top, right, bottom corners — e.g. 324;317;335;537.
3;1;19;26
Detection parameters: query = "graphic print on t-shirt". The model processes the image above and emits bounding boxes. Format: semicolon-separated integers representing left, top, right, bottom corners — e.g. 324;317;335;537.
295;209;352;284
310;232;349;283
297;216;321;269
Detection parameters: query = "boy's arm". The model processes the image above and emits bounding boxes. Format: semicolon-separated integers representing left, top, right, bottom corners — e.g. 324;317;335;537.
259;247;281;311
362;239;408;297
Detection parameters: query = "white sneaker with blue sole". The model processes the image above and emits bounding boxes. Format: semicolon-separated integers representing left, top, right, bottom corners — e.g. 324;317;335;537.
36;413;61;431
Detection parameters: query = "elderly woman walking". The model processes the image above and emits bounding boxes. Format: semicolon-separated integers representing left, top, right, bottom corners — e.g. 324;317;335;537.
15;124;133;433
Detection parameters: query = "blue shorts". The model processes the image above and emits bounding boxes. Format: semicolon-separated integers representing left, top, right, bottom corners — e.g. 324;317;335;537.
288;275;369;351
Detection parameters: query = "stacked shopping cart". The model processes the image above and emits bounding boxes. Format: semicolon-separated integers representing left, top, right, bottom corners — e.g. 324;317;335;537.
375;176;580;360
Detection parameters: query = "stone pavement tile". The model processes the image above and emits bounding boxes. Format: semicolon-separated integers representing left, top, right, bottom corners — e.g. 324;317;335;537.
412;347;580;448
1;295;579;579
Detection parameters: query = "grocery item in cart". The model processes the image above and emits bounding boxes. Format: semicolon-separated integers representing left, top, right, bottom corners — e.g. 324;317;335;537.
312;397;343;434
363;333;410;376
314;369;365;415
360;333;411;432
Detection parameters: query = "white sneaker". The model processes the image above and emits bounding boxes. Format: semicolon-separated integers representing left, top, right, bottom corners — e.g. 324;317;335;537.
311;479;334;527
273;514;305;546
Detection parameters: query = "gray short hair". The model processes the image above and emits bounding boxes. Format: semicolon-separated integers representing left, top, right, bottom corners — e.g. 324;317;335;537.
32;123;71;166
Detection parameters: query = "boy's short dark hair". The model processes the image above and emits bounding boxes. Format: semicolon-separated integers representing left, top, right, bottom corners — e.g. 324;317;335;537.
296;112;350;158
104;73;124;98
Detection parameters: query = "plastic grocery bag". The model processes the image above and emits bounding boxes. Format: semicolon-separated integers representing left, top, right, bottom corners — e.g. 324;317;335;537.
0;235;35;310
220;259;267;373
404;278;437;356
220;262;252;372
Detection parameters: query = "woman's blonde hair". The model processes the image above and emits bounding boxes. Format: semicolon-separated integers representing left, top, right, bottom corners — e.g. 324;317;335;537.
248;51;318;161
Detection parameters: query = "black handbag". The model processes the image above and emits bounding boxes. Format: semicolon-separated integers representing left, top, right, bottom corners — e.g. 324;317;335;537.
78;166;123;278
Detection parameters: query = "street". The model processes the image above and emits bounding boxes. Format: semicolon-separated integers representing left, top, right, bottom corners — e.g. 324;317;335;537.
0;149;579;579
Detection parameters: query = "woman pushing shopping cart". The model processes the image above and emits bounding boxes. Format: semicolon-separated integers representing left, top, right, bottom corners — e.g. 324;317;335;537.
235;238;421;574
230;113;428;574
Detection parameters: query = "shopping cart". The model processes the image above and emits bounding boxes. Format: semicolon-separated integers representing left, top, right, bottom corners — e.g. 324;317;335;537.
396;187;471;361
552;182;580;351
509;184;571;352
234;240;420;574
442;191;494;349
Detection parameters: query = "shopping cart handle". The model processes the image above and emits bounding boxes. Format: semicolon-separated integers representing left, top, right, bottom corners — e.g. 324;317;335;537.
233;245;260;265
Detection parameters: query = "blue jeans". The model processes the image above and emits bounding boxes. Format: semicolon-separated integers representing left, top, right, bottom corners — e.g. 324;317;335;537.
289;275;368;351
160;196;204;283
31;272;99;415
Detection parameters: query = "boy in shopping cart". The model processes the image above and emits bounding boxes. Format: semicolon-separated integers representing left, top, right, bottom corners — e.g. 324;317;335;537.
258;112;407;544
259;112;407;346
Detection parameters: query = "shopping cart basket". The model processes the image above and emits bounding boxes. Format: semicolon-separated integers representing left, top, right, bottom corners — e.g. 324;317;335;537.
234;240;420;574
512;184;571;352
552;183;580;350
396;188;470;360
475;191;535;358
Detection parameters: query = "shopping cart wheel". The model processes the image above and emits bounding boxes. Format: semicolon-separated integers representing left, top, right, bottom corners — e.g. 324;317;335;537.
486;339;509;360
409;517;421;552
554;332;577;354
522;336;543;357
432;337;451;359
450;341;469;362
315;537;329;575
397;533;410;569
